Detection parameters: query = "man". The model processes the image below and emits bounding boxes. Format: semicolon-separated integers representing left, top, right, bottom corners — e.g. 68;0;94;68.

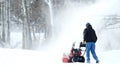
83;23;99;63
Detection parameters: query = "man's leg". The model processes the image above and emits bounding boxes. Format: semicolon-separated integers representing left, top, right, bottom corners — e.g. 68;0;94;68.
86;42;91;63
91;43;99;63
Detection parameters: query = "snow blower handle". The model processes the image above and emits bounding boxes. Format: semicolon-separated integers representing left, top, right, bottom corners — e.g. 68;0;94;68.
80;42;86;47
79;42;86;56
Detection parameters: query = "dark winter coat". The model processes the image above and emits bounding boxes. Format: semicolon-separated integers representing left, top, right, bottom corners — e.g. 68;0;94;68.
83;24;97;43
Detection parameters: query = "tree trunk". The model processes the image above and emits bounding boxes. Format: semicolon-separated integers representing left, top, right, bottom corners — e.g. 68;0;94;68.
2;2;6;42
22;0;32;49
6;0;11;45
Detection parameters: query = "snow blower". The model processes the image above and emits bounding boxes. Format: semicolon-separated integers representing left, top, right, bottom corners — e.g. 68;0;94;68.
62;42;86;63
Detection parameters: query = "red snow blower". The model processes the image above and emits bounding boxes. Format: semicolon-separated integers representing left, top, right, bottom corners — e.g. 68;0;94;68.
62;42;86;63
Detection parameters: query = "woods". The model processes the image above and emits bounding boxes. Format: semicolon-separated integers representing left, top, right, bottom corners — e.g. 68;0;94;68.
0;0;51;49
0;0;120;50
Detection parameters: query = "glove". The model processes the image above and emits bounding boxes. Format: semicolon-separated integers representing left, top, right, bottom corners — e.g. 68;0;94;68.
82;41;86;44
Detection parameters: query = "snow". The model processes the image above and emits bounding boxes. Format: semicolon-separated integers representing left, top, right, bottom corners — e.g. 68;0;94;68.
99;50;120;64
0;48;120;68
0;48;59;68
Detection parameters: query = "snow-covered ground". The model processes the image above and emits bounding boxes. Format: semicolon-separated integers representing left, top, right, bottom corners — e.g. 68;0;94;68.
98;50;120;64
0;48;120;68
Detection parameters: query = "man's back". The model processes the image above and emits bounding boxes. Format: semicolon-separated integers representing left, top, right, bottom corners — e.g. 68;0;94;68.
83;24;97;42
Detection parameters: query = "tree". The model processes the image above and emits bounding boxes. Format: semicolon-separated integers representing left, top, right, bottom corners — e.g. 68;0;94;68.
22;0;32;49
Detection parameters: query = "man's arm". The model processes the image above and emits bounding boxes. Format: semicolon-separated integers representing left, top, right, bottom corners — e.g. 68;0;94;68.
83;29;87;42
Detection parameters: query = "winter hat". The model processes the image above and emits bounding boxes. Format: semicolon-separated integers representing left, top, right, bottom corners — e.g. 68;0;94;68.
86;22;91;27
